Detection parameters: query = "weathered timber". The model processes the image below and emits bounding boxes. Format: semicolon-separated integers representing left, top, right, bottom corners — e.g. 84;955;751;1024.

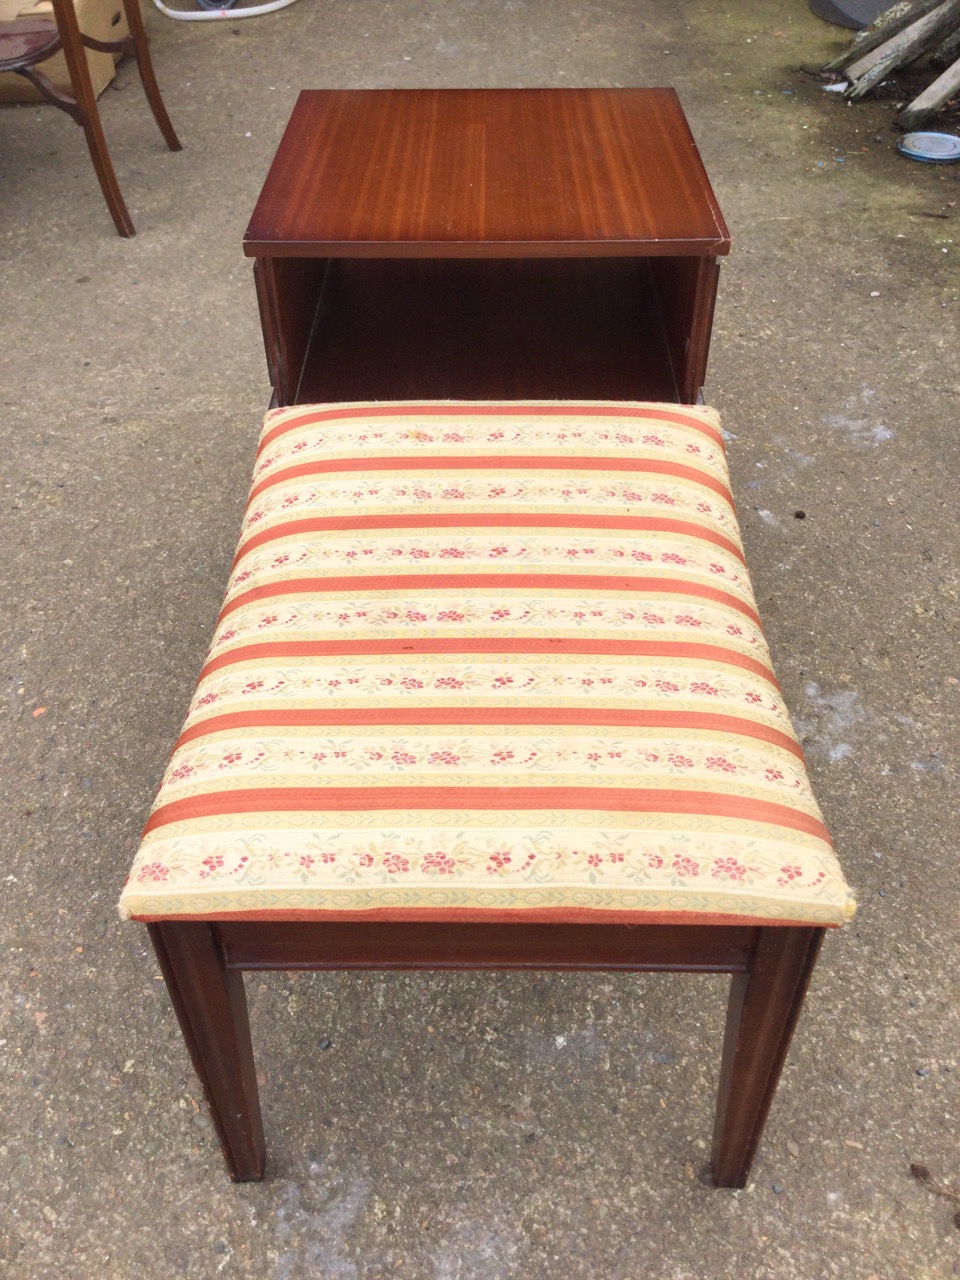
823;0;946;72
895;52;960;125
846;0;960;99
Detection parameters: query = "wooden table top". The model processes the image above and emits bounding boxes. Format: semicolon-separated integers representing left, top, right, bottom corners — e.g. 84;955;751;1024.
243;88;730;259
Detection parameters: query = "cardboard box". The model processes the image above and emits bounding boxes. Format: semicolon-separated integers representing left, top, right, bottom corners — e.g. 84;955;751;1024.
0;0;129;104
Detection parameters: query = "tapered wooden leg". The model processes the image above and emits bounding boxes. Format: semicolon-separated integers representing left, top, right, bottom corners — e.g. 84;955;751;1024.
711;926;825;1188
121;0;182;151
149;922;266;1181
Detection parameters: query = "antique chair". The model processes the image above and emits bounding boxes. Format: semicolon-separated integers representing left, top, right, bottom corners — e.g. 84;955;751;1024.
0;0;180;235
119;399;855;1185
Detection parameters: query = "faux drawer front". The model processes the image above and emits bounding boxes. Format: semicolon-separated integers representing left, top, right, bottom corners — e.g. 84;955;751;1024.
119;402;854;928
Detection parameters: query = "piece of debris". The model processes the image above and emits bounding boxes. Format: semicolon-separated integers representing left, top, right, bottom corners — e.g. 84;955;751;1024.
822;0;960;127
909;1162;960;1229
896;129;960;158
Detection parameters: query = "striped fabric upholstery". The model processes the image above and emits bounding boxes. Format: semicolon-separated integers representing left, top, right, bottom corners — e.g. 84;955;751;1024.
119;402;854;927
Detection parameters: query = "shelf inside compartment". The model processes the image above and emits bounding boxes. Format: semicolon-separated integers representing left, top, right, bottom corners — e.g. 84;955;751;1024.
292;256;680;404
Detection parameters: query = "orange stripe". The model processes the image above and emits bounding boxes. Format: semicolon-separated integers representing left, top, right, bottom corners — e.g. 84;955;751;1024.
144;785;829;842
248;454;731;503
175;708;803;759
200;637;778;686
257;402;726;456
234;514;746;568
219;573;759;624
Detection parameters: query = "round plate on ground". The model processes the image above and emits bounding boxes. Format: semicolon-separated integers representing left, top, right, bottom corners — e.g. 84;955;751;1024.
896;132;960;163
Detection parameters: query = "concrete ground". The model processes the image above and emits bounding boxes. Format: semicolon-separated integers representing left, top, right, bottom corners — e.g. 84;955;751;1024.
1;0;959;1276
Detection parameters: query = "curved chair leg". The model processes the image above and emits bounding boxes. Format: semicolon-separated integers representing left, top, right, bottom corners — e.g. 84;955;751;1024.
52;0;136;234
120;0;182;151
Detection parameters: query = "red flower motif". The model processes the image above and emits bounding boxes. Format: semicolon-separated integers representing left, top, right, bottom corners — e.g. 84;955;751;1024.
170;763;194;781
200;855;225;878
673;856;700;877
487;851;512;870
668;754;694;769
392;751;416;765
427;751;461;766
676;615;703;628
440;548;466;559
383;853;410;875
136;862;169;882
437;610;466;622
587;852;603;868
690;682;719;696
711;857;747;881
709;563;726;575
764;767;785;782
650;492;676;505
435;677;464;689
423;851;455;875
706;756;737;773
642;613;665;625
655;680;679;692
661;553;687;564
632;550;654;562
745;691;763;704
358;853;374;868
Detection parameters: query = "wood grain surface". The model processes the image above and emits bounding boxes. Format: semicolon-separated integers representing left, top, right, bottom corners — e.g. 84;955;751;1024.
244;88;730;258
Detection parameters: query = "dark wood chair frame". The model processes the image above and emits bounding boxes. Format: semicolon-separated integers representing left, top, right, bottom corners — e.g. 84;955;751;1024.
0;0;180;235
149;916;825;1186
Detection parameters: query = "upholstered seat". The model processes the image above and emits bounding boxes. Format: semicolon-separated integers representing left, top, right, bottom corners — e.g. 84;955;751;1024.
120;400;853;1185
120;401;852;927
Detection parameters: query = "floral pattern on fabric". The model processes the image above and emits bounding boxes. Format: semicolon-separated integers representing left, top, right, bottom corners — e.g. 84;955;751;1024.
119;402;854;926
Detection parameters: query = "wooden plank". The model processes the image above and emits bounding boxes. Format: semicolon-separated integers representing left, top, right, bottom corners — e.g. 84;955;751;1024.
218;920;755;972
895;52;960;127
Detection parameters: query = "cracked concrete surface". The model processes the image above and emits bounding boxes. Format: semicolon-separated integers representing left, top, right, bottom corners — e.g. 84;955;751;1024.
1;1;959;1276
